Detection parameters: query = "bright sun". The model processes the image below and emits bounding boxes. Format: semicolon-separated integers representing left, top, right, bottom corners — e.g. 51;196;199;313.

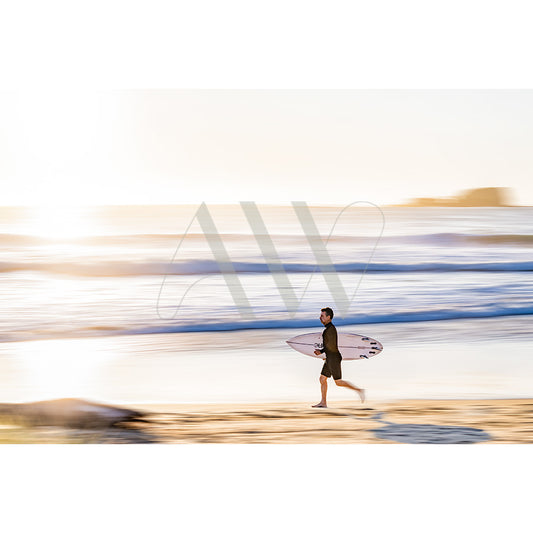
28;205;101;240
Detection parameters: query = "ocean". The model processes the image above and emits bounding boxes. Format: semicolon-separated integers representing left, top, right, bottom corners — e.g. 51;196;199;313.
0;204;532;403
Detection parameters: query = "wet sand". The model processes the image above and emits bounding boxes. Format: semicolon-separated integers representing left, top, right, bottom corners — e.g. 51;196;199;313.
1;398;532;444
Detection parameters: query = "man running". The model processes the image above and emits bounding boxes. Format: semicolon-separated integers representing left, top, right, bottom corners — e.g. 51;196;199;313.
312;307;365;407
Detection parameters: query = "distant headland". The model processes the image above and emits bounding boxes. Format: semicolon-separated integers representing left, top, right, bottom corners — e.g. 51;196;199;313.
388;187;521;207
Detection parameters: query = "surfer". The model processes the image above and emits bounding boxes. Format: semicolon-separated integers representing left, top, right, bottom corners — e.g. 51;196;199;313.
312;307;365;407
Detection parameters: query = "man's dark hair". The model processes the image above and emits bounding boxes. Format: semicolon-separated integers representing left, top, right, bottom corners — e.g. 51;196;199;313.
321;307;334;319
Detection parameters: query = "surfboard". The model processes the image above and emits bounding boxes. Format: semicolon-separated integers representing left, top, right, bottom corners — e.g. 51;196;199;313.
286;332;383;360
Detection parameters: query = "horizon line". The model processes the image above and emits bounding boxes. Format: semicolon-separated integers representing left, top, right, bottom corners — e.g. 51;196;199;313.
0;202;529;208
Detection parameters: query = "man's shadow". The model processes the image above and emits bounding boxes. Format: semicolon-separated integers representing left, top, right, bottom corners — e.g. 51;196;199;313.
368;411;492;444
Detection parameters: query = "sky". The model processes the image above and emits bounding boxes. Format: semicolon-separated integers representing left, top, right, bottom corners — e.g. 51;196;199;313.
1;89;532;207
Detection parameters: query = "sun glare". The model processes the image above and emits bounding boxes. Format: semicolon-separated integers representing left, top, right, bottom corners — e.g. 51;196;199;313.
27;205;100;240
14;338;115;401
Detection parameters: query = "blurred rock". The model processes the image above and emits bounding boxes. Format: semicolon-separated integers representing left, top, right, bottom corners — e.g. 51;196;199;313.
0;398;147;429
400;186;514;207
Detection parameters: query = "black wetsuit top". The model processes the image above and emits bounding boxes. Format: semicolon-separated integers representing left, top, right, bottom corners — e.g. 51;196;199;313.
319;321;342;357
319;321;342;379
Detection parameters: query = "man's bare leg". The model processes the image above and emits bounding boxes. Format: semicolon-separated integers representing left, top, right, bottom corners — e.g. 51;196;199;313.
312;375;328;407
334;379;365;403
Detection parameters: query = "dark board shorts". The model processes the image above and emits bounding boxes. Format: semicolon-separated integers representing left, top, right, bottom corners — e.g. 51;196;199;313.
320;354;342;380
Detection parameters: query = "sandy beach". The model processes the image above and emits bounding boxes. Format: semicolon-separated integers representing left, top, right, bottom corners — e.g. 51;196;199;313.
1;397;532;444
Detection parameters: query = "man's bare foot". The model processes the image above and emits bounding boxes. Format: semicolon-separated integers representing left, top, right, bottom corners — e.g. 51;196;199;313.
312;403;328;408
357;389;366;403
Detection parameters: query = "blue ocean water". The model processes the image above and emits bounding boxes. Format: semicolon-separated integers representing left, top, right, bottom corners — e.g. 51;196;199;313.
0;204;532;343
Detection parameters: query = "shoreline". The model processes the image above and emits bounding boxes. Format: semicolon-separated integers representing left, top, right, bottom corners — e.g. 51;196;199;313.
3;397;531;444
121;397;533;444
